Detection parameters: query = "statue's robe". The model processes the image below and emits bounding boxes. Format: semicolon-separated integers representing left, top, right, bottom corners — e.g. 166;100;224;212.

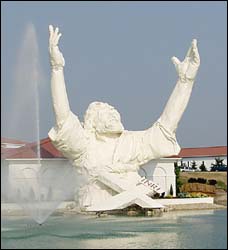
48;111;180;207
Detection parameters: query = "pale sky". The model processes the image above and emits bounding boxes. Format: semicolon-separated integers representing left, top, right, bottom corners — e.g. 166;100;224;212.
1;1;227;147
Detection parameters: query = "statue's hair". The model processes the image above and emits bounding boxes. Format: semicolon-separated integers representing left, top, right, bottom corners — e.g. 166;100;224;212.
83;101;116;132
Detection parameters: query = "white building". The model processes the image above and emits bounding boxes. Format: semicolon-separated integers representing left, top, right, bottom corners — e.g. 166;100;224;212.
1;137;74;202
176;146;227;171
139;158;180;197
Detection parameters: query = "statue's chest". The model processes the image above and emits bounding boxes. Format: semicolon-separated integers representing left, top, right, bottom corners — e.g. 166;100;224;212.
87;139;117;166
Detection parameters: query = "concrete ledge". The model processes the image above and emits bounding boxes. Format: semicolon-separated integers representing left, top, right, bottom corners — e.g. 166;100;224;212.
155;197;227;211
157;197;214;205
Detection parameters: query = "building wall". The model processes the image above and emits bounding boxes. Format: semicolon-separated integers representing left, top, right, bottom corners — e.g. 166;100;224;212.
1;160;10;202
1;158;78;202
2;157;179;202
139;158;179;196
4;154;225;202
158;197;214;205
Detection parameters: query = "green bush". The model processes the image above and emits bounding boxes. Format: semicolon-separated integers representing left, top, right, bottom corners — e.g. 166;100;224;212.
216;181;227;191
190;192;208;198
177;192;188;198
165;194;173;199
177;192;208;198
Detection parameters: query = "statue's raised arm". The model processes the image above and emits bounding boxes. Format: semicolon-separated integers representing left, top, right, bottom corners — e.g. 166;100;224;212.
48;25;87;163
159;39;200;133
49;25;70;128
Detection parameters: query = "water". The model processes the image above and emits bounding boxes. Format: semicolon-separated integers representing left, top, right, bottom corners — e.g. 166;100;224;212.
9;162;77;224
5;22;42;144
1;23;77;225
1;209;227;249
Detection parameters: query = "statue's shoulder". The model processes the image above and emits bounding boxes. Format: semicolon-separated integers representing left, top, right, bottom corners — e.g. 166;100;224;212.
122;129;145;135
119;129;145;141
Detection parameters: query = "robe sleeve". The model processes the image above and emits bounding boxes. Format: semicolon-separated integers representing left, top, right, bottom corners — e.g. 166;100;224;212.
114;119;181;166
48;111;87;161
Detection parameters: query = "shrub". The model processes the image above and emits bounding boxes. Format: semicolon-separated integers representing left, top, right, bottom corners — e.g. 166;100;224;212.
216;181;227;191
165;194;173;199
200;193;209;197
197;178;207;184
188;178;198;183
185;193;192;198
177;192;208;198
190;192;208;198
177;192;188;198
208;179;217;185
188;178;207;184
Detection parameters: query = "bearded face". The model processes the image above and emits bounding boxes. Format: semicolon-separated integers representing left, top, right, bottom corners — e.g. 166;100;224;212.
83;102;124;135
95;107;124;134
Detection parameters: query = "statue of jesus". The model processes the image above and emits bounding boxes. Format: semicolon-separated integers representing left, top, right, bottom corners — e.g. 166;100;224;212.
48;25;200;209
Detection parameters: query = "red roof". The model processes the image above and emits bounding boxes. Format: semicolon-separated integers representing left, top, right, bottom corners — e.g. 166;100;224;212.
168;146;227;158
1;137;63;159
38;138;63;158
177;146;227;158
1;137;27;144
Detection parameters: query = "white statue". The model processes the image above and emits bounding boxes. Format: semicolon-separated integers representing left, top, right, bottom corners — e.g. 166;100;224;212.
48;25;200;209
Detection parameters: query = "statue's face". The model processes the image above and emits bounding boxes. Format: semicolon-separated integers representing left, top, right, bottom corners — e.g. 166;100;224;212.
95;107;124;134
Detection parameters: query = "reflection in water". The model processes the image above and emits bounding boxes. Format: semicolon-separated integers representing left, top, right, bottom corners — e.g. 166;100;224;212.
1;209;227;249
4;162;78;225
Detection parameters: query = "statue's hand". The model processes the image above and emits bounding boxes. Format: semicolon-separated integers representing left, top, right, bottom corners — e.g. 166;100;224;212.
49;25;65;69
171;39;200;82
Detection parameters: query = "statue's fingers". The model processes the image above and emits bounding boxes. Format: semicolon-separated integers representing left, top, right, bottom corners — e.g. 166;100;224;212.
184;41;193;59
192;39;197;47
54;33;62;45
49;25;54;43
192;39;200;64
49;25;54;35
50;26;58;43
49;25;57;46
171;56;181;68
54;27;59;38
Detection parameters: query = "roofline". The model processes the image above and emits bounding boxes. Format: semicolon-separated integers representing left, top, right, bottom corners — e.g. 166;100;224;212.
181;146;226;149
3;158;67;161
179;155;227;158
159;157;182;161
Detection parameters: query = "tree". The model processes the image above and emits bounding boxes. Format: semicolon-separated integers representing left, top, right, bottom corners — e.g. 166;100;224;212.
191;160;197;170
199;161;207;172
211;158;227;171
174;162;182;195
169;184;173;196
